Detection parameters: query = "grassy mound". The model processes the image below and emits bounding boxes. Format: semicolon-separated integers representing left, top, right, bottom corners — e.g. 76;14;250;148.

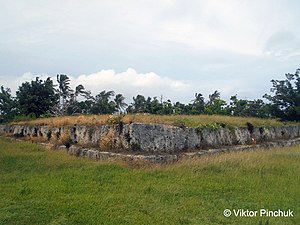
10;114;296;128
0;137;299;224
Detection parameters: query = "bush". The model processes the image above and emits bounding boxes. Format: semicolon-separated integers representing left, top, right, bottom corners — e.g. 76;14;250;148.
106;114;125;125
13;113;36;122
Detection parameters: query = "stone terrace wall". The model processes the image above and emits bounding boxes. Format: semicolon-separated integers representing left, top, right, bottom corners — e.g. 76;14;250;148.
0;123;300;153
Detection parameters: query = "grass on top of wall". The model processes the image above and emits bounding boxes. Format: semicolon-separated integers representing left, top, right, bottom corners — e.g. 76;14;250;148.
10;113;296;128
0;137;299;225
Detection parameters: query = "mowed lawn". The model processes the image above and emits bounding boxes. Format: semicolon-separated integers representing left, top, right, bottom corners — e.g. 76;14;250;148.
0;138;299;225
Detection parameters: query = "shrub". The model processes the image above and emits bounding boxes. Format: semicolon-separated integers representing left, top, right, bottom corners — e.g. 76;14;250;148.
106;114;125;125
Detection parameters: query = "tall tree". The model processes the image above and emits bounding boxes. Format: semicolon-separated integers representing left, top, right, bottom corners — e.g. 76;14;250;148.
57;74;72;100
91;90;115;114
204;90;227;115
131;95;147;113
191;93;205;114
149;97;162;114
56;74;73;114
114;93;127;113
16;77;58;117
205;99;227;115
263;69;300;121
74;84;86;101
161;99;173;114
173;101;189;115
0;86;17;122
228;95;248;116
207;90;221;106
66;84;90;115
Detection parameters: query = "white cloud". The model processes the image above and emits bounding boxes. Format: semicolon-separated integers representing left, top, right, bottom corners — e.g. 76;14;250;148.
73;68;190;102
1;0;300;104
0;72;52;94
0;68;191;103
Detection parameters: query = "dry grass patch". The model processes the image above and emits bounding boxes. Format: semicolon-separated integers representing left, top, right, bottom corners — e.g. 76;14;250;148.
11;114;295;128
24;135;48;143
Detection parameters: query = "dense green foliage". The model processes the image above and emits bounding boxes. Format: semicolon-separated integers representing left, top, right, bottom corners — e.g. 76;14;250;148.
0;138;299;224
16;77;58;118
0;69;299;122
0;86;17;122
263;69;300;121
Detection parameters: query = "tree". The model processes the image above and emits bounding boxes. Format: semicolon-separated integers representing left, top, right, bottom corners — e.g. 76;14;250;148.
66;84;91;115
263;69;300;121
245;99;271;118
207;90;221;106
227;95;271;118
0;86;17;122
150;97;163;114
205;99;228;115
91;90;115;114
114;94;127;113
191;93;205;114
228;95;248;116
57;74;72;100
130;95;147;113
161;99;173;114
173;101;189;115
56;74;73;114
16;77;58;117
204;91;227;115
74;84;86;101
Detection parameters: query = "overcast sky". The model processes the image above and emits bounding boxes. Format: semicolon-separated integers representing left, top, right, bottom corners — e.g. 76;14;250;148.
1;0;300;103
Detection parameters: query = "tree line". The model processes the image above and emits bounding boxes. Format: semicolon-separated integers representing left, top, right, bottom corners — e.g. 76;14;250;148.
0;69;299;122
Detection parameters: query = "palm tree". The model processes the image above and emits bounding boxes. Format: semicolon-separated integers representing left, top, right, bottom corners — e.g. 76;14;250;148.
74;84;85;101
208;90;221;106
56;74;74;115
96;90;115;102
92;90;115;114
56;74;72;105
193;93;204;104
114;93;127;113
192;92;205;114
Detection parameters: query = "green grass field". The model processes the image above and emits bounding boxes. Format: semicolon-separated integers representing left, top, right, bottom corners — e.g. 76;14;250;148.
0;137;299;224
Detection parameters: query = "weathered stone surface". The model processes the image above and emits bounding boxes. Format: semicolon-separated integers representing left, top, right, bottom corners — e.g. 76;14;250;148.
0;125;7;133
201;128;233;147
1;123;300;154
57;145;67;152
232;127;251;144
128;123;201;152
1;132;300;164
